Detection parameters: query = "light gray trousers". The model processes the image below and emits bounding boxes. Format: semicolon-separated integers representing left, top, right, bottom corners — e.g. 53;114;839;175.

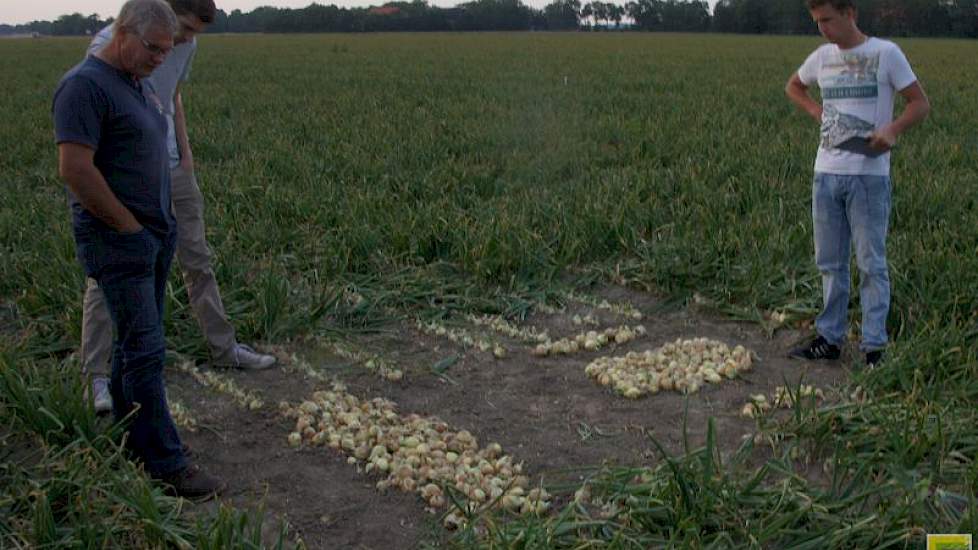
81;166;237;375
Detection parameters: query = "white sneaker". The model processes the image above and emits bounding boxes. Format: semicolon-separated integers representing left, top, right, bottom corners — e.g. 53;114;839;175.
215;344;277;370
92;377;113;414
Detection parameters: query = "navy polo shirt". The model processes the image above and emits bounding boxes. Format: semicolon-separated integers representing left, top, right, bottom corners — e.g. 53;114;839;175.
53;55;175;236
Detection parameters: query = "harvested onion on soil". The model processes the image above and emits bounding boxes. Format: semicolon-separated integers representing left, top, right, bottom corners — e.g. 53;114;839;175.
585;337;753;398
280;382;547;528
533;325;647;357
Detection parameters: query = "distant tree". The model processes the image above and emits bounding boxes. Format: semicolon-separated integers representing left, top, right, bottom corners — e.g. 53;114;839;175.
663;0;709;30
457;0;534;30
543;0;581;29
947;0;978;37
628;0;663;30
47;12;105;35
19;0;978;36
712;0;736;32
588;1;609;26
735;0;769;33
580;2;594;28
607;3;625;27
766;0;809;34
624;0;638;21
207;9;229;32
225;8;250;32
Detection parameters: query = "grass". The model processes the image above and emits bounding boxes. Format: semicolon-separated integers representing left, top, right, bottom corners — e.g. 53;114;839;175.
1;32;976;546
0;354;287;548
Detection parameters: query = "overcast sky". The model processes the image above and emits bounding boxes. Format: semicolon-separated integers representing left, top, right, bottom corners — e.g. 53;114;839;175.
1;0;718;25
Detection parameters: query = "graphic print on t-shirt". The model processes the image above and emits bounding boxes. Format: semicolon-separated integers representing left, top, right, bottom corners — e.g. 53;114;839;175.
819;52;880;152
821;104;875;149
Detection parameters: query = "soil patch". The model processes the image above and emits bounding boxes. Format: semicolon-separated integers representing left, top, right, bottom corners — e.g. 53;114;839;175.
164;285;851;549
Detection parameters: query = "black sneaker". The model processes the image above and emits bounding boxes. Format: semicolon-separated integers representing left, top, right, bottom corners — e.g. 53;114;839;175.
865;350;883;369
159;464;226;500
788;336;841;361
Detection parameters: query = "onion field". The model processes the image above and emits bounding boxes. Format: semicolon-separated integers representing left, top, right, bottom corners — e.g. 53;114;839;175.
1;32;977;548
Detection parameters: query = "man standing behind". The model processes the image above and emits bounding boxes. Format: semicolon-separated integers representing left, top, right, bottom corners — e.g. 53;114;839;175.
785;0;930;367
84;0;277;413
54;0;223;497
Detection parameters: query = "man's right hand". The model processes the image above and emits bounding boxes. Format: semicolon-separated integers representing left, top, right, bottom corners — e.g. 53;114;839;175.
58;142;143;233
119;223;145;234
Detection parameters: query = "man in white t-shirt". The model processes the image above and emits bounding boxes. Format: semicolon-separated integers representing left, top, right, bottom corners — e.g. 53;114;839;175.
784;0;930;368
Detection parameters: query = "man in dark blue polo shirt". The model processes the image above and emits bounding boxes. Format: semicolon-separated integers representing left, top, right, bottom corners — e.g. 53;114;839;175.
53;0;223;499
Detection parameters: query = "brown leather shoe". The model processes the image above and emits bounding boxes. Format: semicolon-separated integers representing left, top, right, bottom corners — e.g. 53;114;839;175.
160;464;226;500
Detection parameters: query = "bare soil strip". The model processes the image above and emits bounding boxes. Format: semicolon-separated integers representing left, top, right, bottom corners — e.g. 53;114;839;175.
165;286;847;548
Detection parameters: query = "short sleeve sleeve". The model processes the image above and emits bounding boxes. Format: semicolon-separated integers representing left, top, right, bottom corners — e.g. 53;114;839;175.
885;44;917;92
180;41;197;83
87;25;113;56
797;48;821;87
53;76;107;150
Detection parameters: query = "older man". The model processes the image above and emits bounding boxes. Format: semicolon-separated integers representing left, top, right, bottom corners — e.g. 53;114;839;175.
83;0;276;414
54;0;223;498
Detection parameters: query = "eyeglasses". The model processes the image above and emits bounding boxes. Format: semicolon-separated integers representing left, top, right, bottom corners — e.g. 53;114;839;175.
139;37;172;57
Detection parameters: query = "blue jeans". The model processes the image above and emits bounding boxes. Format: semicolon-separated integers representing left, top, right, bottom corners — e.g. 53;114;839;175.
812;172;891;352
75;225;186;477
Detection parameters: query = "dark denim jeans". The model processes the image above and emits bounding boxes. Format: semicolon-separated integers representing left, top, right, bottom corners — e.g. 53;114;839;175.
75;225;186;478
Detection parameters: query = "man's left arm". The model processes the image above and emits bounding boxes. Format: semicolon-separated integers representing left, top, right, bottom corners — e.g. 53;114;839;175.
869;84;931;152
174;85;194;172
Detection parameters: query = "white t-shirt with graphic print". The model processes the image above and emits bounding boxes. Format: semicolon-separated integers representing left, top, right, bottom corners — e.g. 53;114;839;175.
798;37;917;177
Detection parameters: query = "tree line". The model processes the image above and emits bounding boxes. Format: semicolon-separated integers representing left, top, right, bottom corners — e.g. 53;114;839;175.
2;0;976;37
713;0;978;36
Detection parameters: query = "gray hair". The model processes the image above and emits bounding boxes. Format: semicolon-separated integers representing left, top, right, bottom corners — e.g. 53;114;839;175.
116;0;178;37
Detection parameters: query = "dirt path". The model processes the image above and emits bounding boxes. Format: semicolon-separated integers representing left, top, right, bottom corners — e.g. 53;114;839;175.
165;285;849;549
168;365;432;549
